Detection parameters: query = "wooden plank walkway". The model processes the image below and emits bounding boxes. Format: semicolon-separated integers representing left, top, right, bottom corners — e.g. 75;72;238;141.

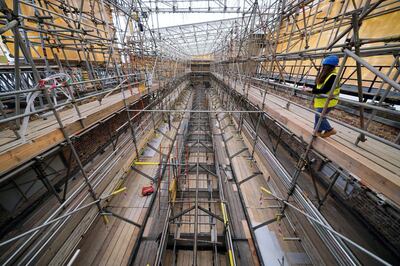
74;121;177;265
214;74;400;206
0;86;152;176
69;86;189;265
209;89;314;265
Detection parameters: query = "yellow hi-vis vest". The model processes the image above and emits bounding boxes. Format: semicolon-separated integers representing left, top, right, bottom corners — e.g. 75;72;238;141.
314;69;340;108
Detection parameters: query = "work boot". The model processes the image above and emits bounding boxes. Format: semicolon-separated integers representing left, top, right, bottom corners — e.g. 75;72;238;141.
318;128;337;138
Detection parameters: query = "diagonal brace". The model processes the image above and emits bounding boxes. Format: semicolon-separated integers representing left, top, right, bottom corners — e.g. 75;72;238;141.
102;209;142;228
253;215;284;230
156;128;173;141
198;206;224;223
131;166;155;182
238;172;262;186
229;147;248;159
199;164;217;177
225;135;234;143
147;143;167;157
169;206;196;222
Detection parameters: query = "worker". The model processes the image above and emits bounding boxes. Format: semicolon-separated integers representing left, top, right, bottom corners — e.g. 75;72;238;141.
303;55;340;138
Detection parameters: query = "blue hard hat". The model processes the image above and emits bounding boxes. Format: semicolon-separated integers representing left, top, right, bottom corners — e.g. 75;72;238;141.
322;55;339;66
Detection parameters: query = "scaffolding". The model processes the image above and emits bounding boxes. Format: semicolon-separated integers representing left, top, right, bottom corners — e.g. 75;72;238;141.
0;0;399;265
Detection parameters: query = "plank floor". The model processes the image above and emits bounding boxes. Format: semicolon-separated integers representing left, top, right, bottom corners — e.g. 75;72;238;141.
74;121;177;265
73;87;190;265
0;85;159;176
0;87;141;150
215;74;400;206
210;89;313;265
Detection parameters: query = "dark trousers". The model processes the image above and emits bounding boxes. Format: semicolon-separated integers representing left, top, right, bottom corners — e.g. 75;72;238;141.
314;107;333;132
